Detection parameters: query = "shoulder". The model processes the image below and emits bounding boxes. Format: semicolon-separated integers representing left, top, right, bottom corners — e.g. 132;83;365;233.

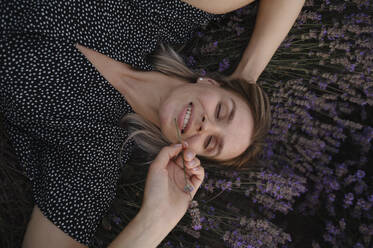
181;0;256;14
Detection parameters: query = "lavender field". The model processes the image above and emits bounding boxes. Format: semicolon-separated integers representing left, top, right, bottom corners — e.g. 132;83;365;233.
1;0;372;247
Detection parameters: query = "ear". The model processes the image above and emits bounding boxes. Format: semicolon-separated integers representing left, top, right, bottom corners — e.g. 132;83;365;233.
197;77;220;87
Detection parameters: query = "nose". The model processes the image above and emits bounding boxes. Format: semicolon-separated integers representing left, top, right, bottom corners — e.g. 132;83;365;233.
197;115;205;132
187;114;218;151
198;114;216;133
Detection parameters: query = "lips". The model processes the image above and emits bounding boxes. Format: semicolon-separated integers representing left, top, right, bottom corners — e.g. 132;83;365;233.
178;102;193;134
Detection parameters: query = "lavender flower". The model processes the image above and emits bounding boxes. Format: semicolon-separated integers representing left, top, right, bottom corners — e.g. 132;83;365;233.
218;58;230;72
344;193;354;207
3;1;370;247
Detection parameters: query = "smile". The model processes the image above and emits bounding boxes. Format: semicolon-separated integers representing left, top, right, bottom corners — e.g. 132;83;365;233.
178;102;193;134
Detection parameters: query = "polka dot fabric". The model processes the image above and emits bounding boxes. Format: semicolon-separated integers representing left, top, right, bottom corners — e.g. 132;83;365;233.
0;0;221;246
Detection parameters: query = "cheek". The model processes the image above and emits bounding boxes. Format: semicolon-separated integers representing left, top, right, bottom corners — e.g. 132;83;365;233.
198;89;222;106
158;101;176;142
185;134;205;155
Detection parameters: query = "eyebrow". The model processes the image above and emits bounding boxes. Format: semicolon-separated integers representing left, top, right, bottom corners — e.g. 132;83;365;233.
213;97;236;158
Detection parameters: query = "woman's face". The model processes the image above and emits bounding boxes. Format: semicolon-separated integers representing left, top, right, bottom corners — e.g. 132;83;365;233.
158;77;254;161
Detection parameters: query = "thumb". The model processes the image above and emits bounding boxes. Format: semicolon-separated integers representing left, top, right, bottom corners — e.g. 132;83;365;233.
151;144;183;170
189;167;205;196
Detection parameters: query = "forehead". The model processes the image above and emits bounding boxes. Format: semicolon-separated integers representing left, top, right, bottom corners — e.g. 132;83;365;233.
218;90;253;160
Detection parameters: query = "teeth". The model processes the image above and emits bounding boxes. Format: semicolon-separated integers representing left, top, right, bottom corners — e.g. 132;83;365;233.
182;105;192;130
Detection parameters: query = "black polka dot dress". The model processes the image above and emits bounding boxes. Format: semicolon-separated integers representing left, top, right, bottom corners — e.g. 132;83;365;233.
0;0;221;245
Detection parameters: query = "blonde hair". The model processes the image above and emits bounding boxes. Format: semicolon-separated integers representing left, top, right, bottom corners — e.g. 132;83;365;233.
120;43;271;169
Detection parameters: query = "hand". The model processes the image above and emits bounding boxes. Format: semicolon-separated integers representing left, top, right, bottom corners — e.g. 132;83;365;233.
141;143;205;225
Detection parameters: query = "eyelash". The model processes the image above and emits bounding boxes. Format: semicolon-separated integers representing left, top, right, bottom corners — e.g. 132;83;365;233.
205;136;214;150
205;103;222;150
217;103;222;119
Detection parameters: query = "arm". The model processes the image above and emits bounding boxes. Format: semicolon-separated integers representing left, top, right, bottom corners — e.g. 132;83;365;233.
110;144;204;248
23;144;203;248
232;0;305;82
183;0;255;15
108;209;178;248
22;205;177;248
22;205;87;248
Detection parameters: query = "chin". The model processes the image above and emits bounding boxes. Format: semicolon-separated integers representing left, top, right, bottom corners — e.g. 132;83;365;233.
159;121;173;144
159;104;178;143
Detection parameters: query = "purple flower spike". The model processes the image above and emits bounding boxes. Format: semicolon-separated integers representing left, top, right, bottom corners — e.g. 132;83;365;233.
218;58;230;72
344;193;354;207
356;170;366;179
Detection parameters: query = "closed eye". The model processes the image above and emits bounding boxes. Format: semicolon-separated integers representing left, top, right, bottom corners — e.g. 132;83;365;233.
217;103;221;119
205;102;222;150
207;97;236;158
205;136;213;149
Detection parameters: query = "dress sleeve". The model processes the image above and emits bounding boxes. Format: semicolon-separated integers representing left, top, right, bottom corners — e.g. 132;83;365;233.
5;120;133;246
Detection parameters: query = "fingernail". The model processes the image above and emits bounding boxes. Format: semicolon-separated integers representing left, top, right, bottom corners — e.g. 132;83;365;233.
182;141;188;149
172;143;182;148
186;160;194;167
184;184;194;193
190;159;197;166
186;151;194;160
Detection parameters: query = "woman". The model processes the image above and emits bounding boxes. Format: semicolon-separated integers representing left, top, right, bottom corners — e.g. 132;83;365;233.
1;0;304;247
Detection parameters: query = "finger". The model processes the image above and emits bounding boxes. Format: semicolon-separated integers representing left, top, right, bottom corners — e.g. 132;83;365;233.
183;148;196;162
174;154;201;171
189;167;205;193
184;168;194;178
185;157;201;169
151;144;183;170
181;166;199;179
172;154;184;170
187;165;204;177
172;158;193;178
171;158;200;180
189;164;203;172
175;154;199;168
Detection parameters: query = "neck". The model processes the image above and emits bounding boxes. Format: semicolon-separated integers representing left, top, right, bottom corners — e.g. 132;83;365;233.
74;43;176;127
119;69;183;127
